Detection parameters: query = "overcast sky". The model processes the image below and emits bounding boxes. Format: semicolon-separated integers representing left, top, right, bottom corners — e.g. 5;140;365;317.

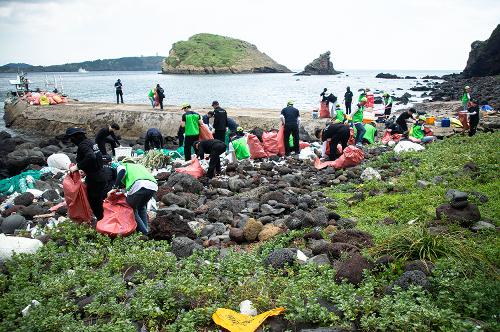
0;0;498;70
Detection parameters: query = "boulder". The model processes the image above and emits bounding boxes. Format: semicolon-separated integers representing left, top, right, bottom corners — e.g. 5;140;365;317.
360;167;381;181
6;148;46;174
375;73;402;79
331;229;374;248
19;204;49;220
165;172;203;194
171;237;202;258
306;254;331;266
260;204;285;216
296;51;342;76
387;270;430;293
435;203;481;227
462;24;500;78
310;206;330;227
335;218;357;229
445;189;468;202
228;176;246;192
334;253;373;285
13;192;35;206
404;260;434;276
149;212;196;240
229;227;245;243
327;242;360;260
41;189;61;202
260;191;287;204
161;193;187;207
471;221;496;232
264;248;296;268
1;214;27;234
243;218;263;241
258;224;282;241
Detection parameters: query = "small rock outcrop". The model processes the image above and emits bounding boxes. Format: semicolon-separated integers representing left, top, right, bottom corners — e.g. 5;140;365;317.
296;51;342;75
462;24;500;78
376;73;402;79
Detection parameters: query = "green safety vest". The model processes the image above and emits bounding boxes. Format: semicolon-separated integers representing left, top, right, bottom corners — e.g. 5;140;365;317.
358;94;366;102
352;105;364;123
411;125;425;139
123;163;156;191
384;96;393;106
184;112;200;136
462;92;469;105
232;137;250;160
363;124;377;144
335;108;345;122
148;89;154;98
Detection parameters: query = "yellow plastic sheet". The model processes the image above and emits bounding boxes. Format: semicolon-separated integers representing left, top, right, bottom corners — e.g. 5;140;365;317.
212;307;285;332
451;117;463;128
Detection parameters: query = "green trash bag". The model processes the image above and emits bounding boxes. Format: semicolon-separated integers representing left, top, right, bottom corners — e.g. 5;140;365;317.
225;128;231;151
136;149;145;156
232;137;251;160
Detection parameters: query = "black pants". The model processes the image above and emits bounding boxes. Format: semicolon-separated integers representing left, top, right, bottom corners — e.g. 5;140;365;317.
328;126;350;160
97;137;117;156
86;178;106;220
214;129;226;142
158;98;164;110
207;142;226;178
145;136;162;151
127;188;156;235
116;91;123;104
469;115;479;137
384;106;392;116
345;101;352;115
177;127;185;147
184;134;199;161
284;125;300;155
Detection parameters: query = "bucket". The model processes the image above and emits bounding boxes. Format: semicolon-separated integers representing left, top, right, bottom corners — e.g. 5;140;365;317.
312;110;319;119
441;118;451;127
115;146;133;158
426;116;435;125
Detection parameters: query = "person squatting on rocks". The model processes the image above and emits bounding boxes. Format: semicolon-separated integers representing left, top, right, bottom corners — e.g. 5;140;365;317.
363;121;377;145
467;99;480;137
211;101;228;141
352;97;367;147
109;158;158;235
180;103;203;161
144;128;164;151
332;104;346;123
226;117;239;135
95;123;121;156
344;87;353;115
66;127;106;220
156;84;165;110
193;139;226;179
410;116;437;143
395;108;416;136
315;122;350;161
114;79;123;104
281;100;301;156
383;92;393;118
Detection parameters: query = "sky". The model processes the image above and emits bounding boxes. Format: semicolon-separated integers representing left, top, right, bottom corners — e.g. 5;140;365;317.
0;0;499;70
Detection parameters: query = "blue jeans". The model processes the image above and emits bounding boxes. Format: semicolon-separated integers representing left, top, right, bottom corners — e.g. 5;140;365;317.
126;188;156;235
421;136;436;143
354;122;366;145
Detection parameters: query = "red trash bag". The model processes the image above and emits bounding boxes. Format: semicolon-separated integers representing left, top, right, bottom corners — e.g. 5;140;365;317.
277;125;286;156
299;141;310;150
199;124;214;141
62;170;93;224
262;131;279;156
314;157;337;170
381;130;403;145
96;192;136;237
348;127;355;145
175;157;205;179
319;101;330;118
332;146;364;169
247;134;268;159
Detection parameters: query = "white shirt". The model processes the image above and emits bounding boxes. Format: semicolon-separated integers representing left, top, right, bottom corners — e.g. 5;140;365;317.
117;165;158;196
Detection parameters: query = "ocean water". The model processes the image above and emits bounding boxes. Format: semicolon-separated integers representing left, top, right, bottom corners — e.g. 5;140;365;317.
0;69;458;134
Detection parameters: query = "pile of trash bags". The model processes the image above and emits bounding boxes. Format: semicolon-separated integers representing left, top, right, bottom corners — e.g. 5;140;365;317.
21;92;68;106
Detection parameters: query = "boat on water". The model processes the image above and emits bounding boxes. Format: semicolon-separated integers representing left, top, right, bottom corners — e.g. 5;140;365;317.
78;68;89;73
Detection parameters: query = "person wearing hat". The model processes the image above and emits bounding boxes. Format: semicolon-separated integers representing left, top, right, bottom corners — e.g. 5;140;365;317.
332;104;346;123
95;123;121;156
66;127;106;220
344;87;353;115
180;103;203;161
352;97;367;147
144;128;164;151
383;92;394;118
410;116;436;143
280;100;301;155
193;139;226;179
395;108;416;136
315;122;350;161
211;101;228;142
114;79;123;104
109;158;157;235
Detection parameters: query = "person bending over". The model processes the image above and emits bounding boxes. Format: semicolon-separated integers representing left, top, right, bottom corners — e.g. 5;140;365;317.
315;122;350;161
95;123;120;156
144;128;164;151
193;139;226;179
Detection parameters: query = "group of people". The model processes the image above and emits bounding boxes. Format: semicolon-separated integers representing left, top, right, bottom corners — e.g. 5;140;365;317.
114;79;166;109
459;85;481;137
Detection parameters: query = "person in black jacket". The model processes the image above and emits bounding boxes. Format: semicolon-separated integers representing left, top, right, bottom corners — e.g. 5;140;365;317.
468;99;480;137
193;139;226;178
395;108;416;135
144;128;164;151
66;127;106;220
101;155;117;194
211;101;227;141
281;100;301;155
344;87;353;114
156;84;165;110
95;123;120;156
315;122;350;161
227;117;239;134
115;79;123;104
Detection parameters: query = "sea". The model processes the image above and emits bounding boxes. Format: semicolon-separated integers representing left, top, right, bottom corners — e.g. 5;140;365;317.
0;69;459;135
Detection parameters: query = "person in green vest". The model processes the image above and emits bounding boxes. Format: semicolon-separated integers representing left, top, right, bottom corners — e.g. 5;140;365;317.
362;122;377;144
358;89;366;103
180;103;203;161
109;158;158;235
148;87;155;108
352;97;367;147
228;127;250;162
332;104;346;123
410;116;436;144
383;92;394;118
462;85;471;111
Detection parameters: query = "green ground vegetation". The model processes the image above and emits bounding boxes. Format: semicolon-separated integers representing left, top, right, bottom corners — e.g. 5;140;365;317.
0;132;499;331
165;33;250;68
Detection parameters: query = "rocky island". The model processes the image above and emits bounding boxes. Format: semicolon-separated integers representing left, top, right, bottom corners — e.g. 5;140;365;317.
161;33;291;74
295;51;342;75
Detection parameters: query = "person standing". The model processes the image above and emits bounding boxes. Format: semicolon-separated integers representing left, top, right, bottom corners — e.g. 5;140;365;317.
95;123;120;156
109;158;158;235
315;122;350;161
352;97;367;147
344;87;353;115
115;79;123;104
144;128;164;151
180;103;203;161
193;139;226;179
467;99;480;137
462;85;471;111
156;84;165;110
281;100;301;155
383;92;394;118
66;127;106;221
148;87;156;108
211;101;228;141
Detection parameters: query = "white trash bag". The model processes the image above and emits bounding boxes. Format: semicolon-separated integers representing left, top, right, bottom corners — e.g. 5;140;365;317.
394;141;425;154
0;234;43;262
47;153;71;170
